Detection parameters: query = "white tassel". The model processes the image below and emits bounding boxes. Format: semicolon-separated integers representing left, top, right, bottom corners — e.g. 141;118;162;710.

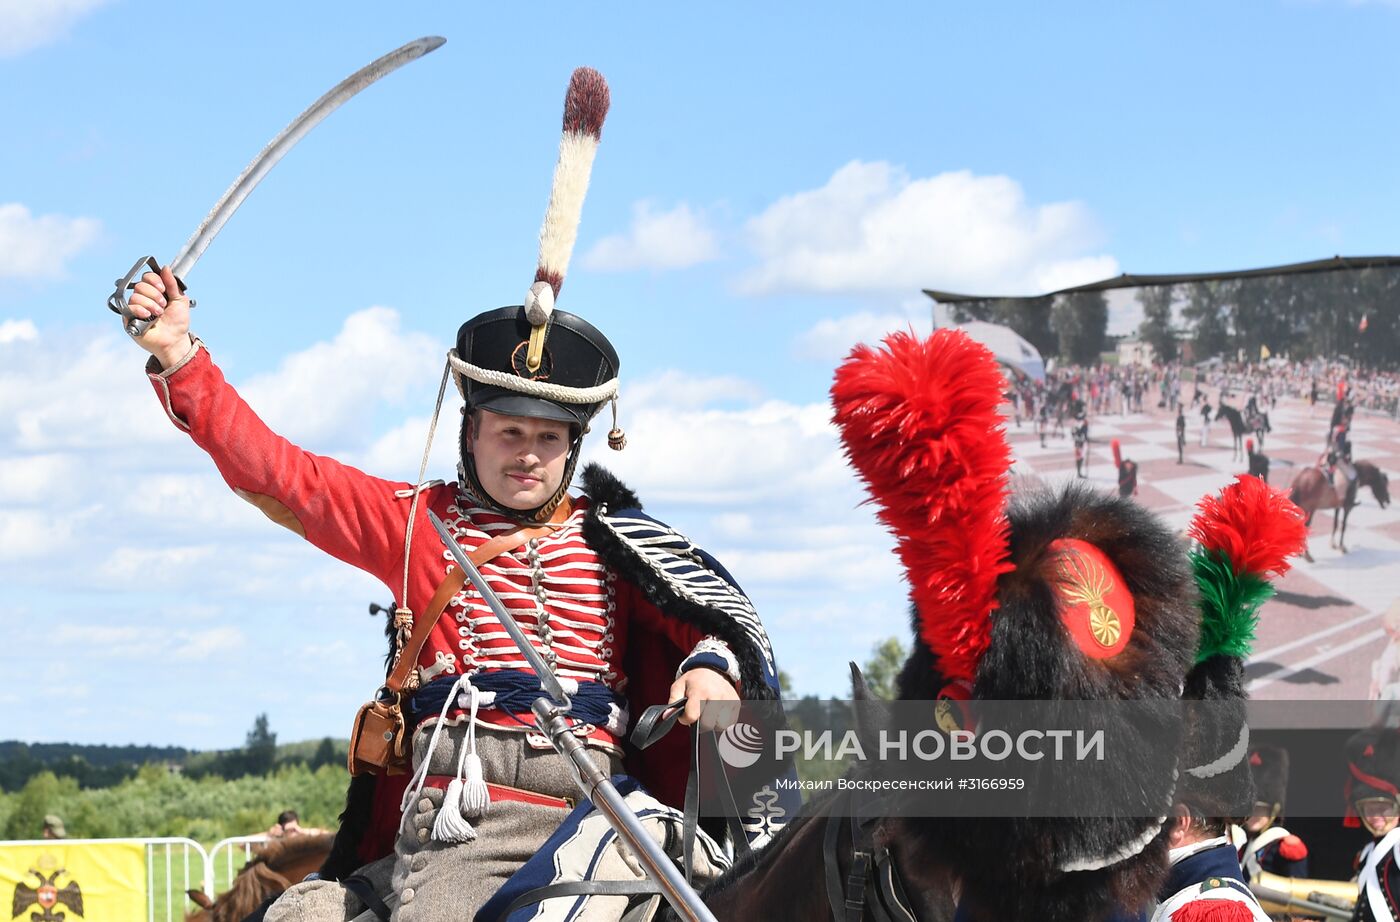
461;752;490;818
460;684;491;818
397;674;471;836
430;780;478;843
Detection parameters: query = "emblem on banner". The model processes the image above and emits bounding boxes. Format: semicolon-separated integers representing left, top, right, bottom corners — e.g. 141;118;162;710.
12;861;84;921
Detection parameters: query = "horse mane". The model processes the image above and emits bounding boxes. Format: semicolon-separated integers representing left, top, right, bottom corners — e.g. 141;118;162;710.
256;830;336;871
186;861;289;922
185;833;336;922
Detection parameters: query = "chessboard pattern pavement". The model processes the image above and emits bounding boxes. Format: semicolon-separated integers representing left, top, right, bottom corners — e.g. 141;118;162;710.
1006;394;1400;700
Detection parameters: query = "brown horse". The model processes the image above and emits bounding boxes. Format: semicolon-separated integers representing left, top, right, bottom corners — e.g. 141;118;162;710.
1288;460;1391;559
186;831;334;922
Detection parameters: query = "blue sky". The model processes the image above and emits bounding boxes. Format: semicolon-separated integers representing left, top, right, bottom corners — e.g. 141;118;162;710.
3;0;1399;748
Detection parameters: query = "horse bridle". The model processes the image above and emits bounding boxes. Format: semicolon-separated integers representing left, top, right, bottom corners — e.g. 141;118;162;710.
822;788;921;922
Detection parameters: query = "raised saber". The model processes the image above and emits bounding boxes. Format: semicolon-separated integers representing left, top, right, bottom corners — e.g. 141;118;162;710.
107;35;445;337
426;510;718;922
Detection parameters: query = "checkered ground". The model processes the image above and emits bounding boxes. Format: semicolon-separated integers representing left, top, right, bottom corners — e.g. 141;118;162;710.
1005;394;1400;700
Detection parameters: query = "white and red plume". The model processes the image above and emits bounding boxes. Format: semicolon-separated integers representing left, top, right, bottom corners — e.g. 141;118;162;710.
525;67;611;324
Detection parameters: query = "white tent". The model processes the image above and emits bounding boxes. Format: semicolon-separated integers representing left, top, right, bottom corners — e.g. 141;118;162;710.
955;321;1046;383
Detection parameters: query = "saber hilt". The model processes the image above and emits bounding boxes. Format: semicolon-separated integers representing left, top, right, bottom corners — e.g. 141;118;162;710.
426;510;718;922
107;255;193;338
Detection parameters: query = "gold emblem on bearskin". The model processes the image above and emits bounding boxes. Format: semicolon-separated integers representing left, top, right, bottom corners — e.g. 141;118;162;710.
935;699;961;733
1057;551;1120;649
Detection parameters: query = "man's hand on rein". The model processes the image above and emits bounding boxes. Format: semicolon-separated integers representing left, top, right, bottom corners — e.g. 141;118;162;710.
669;668;740;731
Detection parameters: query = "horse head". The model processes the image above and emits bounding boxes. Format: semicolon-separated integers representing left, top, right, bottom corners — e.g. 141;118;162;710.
1371;466;1391;509
183;863;289;922
182;833;333;922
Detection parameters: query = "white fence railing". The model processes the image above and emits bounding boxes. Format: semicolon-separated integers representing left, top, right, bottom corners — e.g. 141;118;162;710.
2;834;276;921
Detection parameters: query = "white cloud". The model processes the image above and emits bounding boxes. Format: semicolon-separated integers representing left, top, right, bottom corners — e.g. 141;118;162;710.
0;509;73;560
240;306;442;445
581;201;720;272
582;396;847;506
0;319;38;343
0;0;109;57
347;412;460;485
51;624;245;661
739;161;1118;298
794;308;934;363
622;370;761;409
0;453;82;504
54;625;155;659
172;626;245;660
0;203;101;278
1;329;177;453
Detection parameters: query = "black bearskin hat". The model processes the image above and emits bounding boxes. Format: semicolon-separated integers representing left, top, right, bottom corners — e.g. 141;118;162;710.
1176;477;1307;824
1248;744;1290;819
831;330;1199;922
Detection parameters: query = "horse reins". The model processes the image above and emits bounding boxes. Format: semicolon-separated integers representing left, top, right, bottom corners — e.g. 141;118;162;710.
822;788;920;922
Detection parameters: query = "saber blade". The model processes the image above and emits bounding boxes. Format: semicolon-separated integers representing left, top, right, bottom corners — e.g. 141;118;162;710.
170;36;444;280
110;35;445;336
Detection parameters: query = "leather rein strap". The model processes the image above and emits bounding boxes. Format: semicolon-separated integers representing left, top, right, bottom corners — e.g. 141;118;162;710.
823;788;920;922
385;499;573;697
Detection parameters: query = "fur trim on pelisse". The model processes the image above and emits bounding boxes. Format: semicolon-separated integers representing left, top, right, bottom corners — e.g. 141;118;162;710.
580;464;776;700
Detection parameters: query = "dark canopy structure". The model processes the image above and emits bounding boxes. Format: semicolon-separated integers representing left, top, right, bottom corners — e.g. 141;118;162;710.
922;255;1400;305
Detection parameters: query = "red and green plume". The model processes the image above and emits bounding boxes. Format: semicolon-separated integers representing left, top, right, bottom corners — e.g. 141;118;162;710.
1186;475;1308;664
831;329;1014;686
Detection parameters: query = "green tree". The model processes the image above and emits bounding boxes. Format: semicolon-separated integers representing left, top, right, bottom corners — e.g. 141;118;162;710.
2;771;77;840
310;737;338;770
245;714;277;777
1136;285;1178;363
1183;281;1231;361
861;636;908;700
951;297;1057;359
1051;291;1109;365
1231;275;1298;363
1362;268;1400;369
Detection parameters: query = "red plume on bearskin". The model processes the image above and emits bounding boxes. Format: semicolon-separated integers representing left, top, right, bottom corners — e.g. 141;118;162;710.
831;329;1013;685
1167;901;1259;921
1189;475;1306;580
1186;474;1307;665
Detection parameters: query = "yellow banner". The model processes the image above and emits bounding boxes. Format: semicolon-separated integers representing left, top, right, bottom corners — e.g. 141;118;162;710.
1;841;148;921
1260;343;1272;360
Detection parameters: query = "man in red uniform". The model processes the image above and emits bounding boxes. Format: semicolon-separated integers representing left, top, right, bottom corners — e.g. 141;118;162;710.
120;69;791;922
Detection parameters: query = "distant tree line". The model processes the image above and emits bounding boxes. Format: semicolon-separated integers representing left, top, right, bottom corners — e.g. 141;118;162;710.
949;265;1400;369
0;762;348;843
1;715;345;793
